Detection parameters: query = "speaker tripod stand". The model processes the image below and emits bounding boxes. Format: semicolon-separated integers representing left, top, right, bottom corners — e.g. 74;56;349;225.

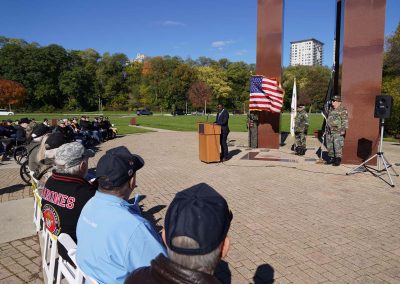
346;119;399;187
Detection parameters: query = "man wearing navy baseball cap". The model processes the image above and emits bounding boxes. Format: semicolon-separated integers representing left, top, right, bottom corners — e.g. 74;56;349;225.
125;183;232;283
76;146;166;284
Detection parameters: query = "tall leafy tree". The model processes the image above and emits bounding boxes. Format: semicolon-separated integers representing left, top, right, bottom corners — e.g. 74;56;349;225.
196;66;231;104
383;22;400;134
0;79;26;107
282;65;331;111
226;61;252;109
383;23;400;78
96;52;129;108
188;81;212;110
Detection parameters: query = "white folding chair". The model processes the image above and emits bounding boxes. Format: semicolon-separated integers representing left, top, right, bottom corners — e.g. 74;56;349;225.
56;233;98;284
42;227;58;284
30;172;42;232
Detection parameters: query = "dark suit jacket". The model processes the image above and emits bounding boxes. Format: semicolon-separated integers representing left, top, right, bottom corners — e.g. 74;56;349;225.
215;109;230;134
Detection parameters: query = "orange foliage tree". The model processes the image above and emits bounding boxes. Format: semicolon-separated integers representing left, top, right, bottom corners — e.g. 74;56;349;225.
188;81;212;108
0;79;26;107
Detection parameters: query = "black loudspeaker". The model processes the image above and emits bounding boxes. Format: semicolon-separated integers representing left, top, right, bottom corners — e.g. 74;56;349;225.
374;95;393;119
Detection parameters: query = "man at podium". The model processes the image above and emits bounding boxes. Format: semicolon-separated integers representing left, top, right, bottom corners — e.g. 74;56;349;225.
215;103;230;162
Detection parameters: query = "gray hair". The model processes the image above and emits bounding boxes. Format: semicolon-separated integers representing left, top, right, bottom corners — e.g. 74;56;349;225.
167;236;222;274
54;163;81;175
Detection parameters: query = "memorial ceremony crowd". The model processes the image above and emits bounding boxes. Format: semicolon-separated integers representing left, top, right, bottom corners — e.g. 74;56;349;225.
35;140;232;283
0;98;348;283
0;106;234;283
0;115;116;161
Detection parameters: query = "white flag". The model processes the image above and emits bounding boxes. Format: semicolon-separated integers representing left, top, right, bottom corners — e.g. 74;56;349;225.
290;78;297;136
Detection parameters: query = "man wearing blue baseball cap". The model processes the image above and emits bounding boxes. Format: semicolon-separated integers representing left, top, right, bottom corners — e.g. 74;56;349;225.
76;146;166;284
125;183;233;283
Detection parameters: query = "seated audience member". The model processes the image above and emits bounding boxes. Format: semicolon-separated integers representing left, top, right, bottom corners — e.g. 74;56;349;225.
125;183;233;284
76;146;166;284
2;118;29;161
41;142;96;264
28;132;66;182
53;119;74;142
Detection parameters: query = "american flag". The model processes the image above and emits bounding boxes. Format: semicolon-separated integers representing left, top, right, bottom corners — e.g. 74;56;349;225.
249;76;285;113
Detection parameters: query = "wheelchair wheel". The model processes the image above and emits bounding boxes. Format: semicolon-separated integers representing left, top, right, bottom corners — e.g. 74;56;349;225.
20;160;32;186
14;146;28;165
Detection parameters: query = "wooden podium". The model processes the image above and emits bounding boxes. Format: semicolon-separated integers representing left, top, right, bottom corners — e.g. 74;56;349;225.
198;123;221;163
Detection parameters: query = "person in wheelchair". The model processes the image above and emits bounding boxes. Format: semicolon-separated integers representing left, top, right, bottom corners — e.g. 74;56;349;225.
2;118;29;161
28;132;67;184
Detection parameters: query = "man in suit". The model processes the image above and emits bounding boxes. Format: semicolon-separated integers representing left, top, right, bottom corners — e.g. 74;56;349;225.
215;103;230;162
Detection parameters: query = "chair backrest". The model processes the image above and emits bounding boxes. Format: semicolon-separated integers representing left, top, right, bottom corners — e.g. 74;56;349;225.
56;233;99;284
30;171;42;232
42;227;58;284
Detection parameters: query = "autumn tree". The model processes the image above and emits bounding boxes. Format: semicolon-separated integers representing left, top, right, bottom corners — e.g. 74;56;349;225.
196;66;232;103
188;81;212;111
0;79;26;107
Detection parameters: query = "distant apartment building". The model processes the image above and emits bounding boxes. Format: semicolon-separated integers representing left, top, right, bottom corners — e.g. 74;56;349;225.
133;53;146;63
290;39;324;66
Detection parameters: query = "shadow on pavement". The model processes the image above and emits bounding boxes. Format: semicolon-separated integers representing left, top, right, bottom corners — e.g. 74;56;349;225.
229;149;242;158
253;264;275;283
0;183;26;195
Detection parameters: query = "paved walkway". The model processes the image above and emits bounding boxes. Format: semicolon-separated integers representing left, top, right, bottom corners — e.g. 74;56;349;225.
1;131;400;283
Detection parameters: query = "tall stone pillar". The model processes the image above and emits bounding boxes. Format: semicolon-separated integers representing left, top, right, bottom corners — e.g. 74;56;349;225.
340;0;386;164
256;0;283;149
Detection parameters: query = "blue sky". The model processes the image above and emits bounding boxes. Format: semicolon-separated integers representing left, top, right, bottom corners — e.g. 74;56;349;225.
1;0;399;66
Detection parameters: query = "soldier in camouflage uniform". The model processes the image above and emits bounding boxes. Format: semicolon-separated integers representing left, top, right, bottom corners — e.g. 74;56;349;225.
294;104;309;155
248;112;258;148
326;95;348;166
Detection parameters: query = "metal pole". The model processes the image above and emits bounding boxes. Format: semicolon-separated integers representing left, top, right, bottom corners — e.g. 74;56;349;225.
378;119;384;170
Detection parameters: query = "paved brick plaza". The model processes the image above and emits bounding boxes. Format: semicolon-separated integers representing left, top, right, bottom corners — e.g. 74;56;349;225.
0;130;400;283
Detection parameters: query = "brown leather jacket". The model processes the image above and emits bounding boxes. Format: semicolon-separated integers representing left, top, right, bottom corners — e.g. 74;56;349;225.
125;254;221;284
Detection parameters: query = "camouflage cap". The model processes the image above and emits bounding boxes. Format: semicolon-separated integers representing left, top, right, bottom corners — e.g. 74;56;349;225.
55;142;95;168
331;95;342;102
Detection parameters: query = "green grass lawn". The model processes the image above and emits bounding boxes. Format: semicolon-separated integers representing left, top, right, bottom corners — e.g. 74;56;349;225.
136;113;324;135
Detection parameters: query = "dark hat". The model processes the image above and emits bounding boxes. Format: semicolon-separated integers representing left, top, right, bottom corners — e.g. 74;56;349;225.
19;118;30;124
331;95;342;102
45;132;66;150
164;183;232;256
96;146;144;188
32;124;48;138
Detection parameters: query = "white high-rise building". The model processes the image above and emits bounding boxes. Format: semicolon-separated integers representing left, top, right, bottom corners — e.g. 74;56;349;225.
290;39;324;66
133;53;146;63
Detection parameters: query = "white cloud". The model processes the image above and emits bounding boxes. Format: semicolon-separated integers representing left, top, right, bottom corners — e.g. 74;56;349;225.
234;49;248;56
211;40;234;50
162;20;185;27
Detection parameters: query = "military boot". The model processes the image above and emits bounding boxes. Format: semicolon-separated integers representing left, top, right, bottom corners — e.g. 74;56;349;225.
294;147;301;155
300;147;307;156
325;157;334;165
332;157;342;166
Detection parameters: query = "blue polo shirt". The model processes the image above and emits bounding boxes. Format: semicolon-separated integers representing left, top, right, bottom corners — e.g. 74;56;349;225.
76;191;166;284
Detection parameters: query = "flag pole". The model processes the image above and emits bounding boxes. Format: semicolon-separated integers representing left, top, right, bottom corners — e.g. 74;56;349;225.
290;78;297;137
